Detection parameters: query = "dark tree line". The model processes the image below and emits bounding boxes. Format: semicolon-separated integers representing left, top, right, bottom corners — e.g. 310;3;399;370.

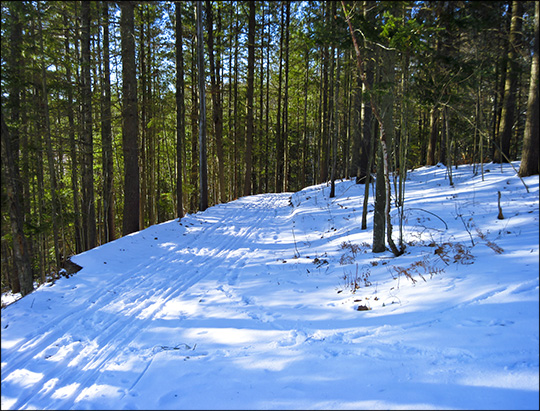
1;1;538;296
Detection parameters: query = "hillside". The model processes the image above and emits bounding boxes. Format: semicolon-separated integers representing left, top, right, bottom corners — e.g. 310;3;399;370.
1;162;538;410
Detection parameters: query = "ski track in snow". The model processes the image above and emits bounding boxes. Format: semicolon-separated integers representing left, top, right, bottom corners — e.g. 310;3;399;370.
1;163;539;410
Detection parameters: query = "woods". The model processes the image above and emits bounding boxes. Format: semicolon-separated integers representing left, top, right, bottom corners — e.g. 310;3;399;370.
1;1;538;296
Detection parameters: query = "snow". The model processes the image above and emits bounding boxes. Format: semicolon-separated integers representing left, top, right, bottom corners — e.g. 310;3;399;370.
1;162;538;410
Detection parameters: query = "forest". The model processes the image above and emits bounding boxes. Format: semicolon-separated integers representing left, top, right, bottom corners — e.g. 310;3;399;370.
1;0;539;297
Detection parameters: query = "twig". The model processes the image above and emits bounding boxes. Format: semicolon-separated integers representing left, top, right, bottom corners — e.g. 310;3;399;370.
406;207;448;230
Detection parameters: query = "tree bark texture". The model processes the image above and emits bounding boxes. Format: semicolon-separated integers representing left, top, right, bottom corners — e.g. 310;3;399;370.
121;1;140;235
1;112;34;297
519;1;539;177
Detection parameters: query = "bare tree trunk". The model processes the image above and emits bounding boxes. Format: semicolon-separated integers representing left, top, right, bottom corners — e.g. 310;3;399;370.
342;1;403;257
497;0;523;163
196;1;208;211
81;0;96;249
206;1;226;203
101;2;114;242
64;15;82;254
1;112;34;297
275;2;285;193
176;2;185;218
519;1;539;177
426;107;438;165
38;5;61;268
282;1;291;192
244;1;256;196
121;1;140;235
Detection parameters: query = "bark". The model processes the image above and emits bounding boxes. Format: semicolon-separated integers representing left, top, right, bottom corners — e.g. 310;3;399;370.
176;2;185;218
121;1;140;235
426;107;438;165
38;5;61;268
81;0;96;250
519;1;539;177
244;1;256;196
196;1;208;211
341;1;403;257
206;1;226;203
496;0;523;163
1;112;34;297
282;1;291;192
101;2;114;242
275;2;285;192
64;15;82;254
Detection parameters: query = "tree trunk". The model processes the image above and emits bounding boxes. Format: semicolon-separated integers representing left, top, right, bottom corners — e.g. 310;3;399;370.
206;1;226;203
330;48;339;199
120;1;140;235
244;1;256;196
38;5;61;268
81;0;96;249
101;2;114;242
426;107;438;165
196;1;208;211
176;2;185;218
282;1;291;192
1;112;34;297
496;0;523;163
519;0;539;177
342;0;402;257
275;2;285;193
64;15;82;254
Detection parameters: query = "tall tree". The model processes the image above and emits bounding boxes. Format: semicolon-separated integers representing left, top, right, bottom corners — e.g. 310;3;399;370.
282;0;291;192
38;3;61;268
519;0;539;177
244;1;256;196
275;1;285;193
176;1;185;218
121;1;140;235
1;112;34;297
496;0;524;163
342;1;403;257
64;12;83;255
206;0;226;203
101;1;114;242
196;0;208;211
81;0;97;249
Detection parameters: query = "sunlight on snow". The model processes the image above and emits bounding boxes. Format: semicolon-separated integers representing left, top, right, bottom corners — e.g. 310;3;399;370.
51;382;80;399
459;370;540;391
183;327;286;346
75;383;124;403
3;368;43;388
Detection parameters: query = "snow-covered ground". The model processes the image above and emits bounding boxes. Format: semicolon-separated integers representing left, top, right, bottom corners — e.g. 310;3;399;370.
1;162;538;410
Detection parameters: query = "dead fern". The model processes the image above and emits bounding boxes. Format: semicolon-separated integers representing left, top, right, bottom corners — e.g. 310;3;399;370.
435;242;475;265
475;227;504;254
389;255;445;284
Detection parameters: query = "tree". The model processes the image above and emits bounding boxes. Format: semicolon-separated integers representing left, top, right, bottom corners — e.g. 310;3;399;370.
275;1;285;193
206;1;226;203
38;2;61;268
176;1;185;218
244;0;256;196
121;1;140;235
519;0;539;177
101;1;114;242
341;1;403;257
196;0;208;211
1;112;34;297
81;0;97;249
496;0;524;163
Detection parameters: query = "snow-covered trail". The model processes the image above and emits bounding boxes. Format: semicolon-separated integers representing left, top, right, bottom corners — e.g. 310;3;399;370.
1;163;539;410
1;193;296;409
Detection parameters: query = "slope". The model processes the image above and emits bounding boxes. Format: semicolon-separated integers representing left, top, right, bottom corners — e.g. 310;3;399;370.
1;162;539;410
